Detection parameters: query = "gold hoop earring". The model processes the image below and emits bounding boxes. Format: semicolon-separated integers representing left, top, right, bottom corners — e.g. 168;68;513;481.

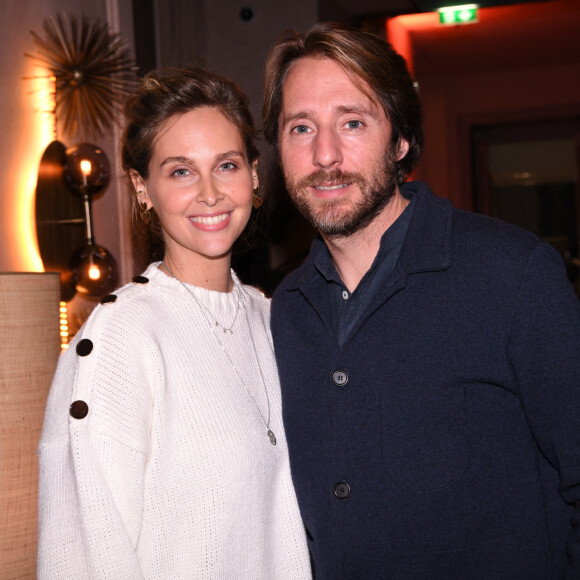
252;187;263;209
140;201;151;225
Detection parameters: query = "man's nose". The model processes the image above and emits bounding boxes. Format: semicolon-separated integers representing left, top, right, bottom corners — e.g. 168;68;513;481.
312;127;343;169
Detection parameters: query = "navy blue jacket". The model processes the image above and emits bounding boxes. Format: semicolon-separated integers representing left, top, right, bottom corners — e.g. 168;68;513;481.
271;181;580;579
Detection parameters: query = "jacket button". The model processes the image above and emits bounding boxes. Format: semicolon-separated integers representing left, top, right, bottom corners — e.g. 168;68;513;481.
332;370;348;386
76;338;93;357
70;400;89;419
100;294;117;305
132;275;149;285
334;481;351;499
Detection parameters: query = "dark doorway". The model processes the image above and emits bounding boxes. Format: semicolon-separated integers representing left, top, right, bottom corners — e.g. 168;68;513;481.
472;118;580;294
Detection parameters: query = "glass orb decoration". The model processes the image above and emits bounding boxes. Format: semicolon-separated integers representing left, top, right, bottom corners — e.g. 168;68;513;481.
68;242;118;297
64;143;111;198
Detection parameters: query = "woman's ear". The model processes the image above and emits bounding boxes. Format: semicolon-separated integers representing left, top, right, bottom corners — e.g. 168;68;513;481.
130;171;143;193
251;160;259;190
130;172;152;209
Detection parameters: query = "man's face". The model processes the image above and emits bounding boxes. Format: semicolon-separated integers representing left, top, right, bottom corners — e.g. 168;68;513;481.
278;56;408;238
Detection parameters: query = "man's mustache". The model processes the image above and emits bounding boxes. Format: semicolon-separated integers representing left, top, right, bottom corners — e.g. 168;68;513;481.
295;169;364;190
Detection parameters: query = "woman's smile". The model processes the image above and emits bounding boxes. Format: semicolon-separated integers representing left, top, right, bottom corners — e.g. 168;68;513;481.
189;211;232;228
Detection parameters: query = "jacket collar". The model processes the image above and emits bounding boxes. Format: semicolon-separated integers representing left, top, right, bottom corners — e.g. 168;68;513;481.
286;180;453;293
281;182;453;338
397;180;452;275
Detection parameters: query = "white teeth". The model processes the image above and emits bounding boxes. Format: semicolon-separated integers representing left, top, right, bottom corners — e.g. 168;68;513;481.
315;184;349;191
190;213;229;225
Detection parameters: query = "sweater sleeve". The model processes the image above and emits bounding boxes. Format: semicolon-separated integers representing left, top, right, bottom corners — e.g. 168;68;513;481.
38;300;159;580
506;240;580;575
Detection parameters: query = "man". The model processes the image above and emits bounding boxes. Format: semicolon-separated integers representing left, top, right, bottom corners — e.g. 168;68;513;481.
263;22;580;579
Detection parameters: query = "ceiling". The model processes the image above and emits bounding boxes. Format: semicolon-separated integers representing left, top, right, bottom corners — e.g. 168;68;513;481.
317;0;580;77
407;0;546;13
323;0;554;18
399;0;580;76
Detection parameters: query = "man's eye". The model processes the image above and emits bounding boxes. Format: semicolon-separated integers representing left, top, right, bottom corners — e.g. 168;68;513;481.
292;125;310;134
346;120;362;129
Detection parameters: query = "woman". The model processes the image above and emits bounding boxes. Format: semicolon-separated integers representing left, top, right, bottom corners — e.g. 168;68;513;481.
37;67;311;579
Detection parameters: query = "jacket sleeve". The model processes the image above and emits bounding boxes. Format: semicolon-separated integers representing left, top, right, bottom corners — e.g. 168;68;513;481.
38;305;156;580
506;240;580;575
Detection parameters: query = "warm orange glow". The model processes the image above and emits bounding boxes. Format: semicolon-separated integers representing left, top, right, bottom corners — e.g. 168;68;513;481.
80;159;92;187
388;11;440;31
59;301;69;351
17;69;55;271
49;76;57;108
386;13;440;75
16;167;45;272
88;265;101;280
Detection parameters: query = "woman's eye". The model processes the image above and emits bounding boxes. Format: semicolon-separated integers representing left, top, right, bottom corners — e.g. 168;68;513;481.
172;167;190;177
219;162;237;171
346;120;362;129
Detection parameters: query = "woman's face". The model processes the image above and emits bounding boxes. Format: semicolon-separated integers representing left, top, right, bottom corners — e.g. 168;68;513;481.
134;106;257;269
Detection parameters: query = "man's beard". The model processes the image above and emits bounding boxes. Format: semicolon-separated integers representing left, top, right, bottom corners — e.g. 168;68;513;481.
283;148;398;238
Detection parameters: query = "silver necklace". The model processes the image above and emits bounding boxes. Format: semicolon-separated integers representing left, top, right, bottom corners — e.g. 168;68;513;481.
162;261;276;445
162;261;240;334
239;306;276;445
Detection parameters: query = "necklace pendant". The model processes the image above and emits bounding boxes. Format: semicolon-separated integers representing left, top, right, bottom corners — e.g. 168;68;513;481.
267;430;277;445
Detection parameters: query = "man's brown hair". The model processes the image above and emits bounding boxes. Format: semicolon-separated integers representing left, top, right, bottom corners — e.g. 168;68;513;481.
263;22;423;184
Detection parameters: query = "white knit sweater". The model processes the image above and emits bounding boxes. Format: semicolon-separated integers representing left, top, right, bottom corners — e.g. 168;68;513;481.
38;263;311;579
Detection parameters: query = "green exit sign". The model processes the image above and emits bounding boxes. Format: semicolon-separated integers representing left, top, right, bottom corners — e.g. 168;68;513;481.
438;4;478;25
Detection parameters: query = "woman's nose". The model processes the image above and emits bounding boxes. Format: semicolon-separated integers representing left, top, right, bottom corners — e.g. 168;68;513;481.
196;180;224;206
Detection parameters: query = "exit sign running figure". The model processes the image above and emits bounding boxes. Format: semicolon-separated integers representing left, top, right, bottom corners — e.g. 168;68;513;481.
438;4;478;25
